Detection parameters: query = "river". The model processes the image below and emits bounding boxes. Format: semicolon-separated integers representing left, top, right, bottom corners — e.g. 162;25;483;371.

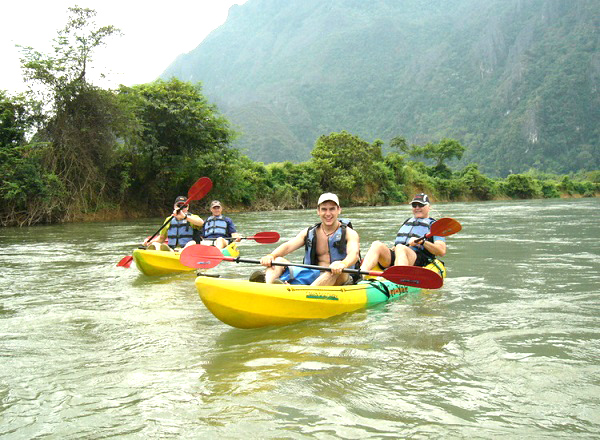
1;198;599;438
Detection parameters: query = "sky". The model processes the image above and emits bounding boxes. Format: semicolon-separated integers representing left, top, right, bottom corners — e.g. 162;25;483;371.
1;0;248;94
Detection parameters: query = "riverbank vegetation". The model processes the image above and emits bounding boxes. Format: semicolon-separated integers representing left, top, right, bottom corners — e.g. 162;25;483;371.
1;7;598;226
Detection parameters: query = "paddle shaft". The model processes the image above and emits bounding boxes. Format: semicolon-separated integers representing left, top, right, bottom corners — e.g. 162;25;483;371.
203;236;239;241
415;217;461;244
225;256;383;278
145;214;178;244
202;231;280;244
180;244;443;288
145;177;212;244
117;177;212;267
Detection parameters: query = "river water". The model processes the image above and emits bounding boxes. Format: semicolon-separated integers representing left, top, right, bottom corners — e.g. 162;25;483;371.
1;198;599;438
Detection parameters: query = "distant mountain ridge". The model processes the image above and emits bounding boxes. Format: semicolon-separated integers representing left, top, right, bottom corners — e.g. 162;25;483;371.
162;0;599;176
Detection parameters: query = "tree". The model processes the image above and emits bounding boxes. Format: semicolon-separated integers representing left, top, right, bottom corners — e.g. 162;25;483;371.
311;131;383;202
458;163;496;200
0;91;33;147
503;174;542;199
405;138;466;168
390;136;409;154
0;91;66;225
118;78;236;205
18;7;127;218
19;7;121;94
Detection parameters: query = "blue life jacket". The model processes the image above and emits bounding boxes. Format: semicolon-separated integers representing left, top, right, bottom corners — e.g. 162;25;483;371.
167;217;195;248
203;215;229;238
303;218;361;283
395;217;437;260
304;221;348;265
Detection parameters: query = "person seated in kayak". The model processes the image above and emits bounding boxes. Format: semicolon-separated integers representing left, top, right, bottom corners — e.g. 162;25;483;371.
360;193;446;271
144;196;204;251
256;192;360;286
200;200;241;249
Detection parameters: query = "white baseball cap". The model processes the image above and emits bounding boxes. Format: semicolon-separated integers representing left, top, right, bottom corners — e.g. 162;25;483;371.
317;192;340;206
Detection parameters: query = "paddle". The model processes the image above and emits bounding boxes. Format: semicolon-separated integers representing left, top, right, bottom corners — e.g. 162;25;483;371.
116;177;213;268
180;244;443;289
415;217;462;244
203;231;280;244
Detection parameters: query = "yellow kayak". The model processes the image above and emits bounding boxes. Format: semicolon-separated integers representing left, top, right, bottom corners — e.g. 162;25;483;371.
195;259;445;329
133;242;239;276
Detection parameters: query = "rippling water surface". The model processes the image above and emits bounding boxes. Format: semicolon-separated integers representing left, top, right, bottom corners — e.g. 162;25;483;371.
1;198;599;438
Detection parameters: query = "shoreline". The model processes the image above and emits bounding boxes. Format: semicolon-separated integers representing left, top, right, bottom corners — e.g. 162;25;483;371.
66;193;598;225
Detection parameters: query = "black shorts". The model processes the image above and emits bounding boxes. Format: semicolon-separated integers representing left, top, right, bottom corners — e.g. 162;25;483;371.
387;246;430;268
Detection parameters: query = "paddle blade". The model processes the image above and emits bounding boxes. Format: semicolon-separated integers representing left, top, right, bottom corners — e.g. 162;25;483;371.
117;255;134;268
430;217;462;237
378;266;443;289
187;177;213;202
180;244;225;269
250;231;280;244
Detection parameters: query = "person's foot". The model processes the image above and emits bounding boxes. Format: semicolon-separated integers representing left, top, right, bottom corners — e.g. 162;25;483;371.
249;270;266;283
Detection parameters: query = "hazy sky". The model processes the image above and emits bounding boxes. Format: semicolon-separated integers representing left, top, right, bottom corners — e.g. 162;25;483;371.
1;0;248;94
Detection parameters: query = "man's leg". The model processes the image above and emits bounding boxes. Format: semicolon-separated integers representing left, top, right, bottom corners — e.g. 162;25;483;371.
265;257;288;283
360;241;392;271
311;271;351;286
213;237;227;249
394;245;417;266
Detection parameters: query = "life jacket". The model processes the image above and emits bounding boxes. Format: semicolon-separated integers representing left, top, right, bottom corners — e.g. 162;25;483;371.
167;217;195;248
303;219;361;281
203;215;229;238
395;217;437;260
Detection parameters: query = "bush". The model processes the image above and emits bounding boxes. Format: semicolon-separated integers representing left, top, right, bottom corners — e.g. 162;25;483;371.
540;181;560;198
368;161;405;205
434;177;468;201
459;163;497;200
557;176;575;195
502;174;542;199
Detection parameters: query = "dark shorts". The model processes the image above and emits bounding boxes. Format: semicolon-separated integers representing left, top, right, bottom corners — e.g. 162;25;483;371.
387;246;430;268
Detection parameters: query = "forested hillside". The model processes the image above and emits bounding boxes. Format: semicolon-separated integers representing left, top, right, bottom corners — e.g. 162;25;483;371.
2;6;597;228
162;0;599;176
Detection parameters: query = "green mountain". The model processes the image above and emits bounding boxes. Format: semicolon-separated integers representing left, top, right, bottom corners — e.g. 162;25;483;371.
162;0;599;176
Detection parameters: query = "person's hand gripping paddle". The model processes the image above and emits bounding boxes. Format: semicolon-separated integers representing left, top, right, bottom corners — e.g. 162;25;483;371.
116;177;213;268
180;244;444;289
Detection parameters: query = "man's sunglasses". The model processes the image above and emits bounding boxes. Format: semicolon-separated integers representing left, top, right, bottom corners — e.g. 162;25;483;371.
176;203;188;208
411;202;426;208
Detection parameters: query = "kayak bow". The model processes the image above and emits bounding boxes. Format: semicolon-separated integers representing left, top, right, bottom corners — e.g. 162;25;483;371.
133;242;239;276
194;259;446;328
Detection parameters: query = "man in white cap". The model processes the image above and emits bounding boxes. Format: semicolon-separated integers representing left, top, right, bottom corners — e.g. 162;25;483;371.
360;192;446;271
254;192;360;286
201;200;241;249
